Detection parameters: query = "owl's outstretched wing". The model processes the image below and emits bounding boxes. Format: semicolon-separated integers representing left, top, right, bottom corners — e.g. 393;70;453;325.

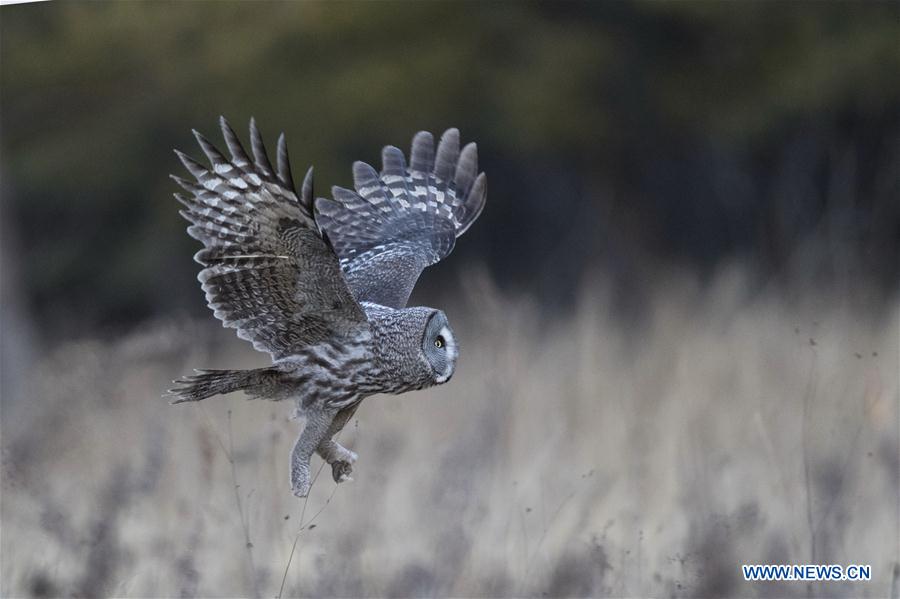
315;129;486;309
173;117;367;360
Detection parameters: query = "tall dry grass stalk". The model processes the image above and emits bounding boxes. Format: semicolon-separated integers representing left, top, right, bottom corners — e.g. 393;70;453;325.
2;270;897;597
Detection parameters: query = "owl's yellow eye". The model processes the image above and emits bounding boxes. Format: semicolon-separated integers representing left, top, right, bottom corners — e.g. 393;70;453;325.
434;337;444;348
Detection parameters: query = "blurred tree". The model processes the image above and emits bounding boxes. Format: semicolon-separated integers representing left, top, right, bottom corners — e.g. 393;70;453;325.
1;1;897;338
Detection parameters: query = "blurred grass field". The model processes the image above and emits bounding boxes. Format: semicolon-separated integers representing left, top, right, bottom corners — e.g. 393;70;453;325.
2;270;896;598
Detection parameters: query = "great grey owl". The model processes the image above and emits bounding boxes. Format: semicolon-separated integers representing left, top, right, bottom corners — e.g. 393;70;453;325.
167;118;486;497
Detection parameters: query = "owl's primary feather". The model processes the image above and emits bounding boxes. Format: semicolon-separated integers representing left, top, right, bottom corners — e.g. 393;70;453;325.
316;128;486;308
172;117;368;360
168;120;486;497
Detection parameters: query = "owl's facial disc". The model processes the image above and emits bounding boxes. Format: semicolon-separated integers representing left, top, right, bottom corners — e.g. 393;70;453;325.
423;311;457;384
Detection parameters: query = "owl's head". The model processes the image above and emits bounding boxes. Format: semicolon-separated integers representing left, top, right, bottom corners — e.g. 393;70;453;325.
368;305;458;392
421;310;457;384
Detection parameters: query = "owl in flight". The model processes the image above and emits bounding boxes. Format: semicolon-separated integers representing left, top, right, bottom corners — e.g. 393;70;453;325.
167;118;486;497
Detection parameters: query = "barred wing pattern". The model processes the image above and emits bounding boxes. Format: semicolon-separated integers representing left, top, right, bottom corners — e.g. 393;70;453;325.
315;128;486;308
173;118;367;360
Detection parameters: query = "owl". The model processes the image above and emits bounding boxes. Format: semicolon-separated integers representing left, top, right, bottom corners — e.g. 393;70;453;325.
167;118;486;497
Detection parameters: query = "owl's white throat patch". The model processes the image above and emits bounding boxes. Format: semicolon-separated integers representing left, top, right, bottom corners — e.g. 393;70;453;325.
435;325;458;383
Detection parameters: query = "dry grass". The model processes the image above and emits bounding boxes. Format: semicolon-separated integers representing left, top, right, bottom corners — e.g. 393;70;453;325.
2;270;897;598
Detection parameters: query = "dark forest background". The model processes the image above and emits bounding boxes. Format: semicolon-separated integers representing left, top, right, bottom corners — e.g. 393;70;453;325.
2;1;898;344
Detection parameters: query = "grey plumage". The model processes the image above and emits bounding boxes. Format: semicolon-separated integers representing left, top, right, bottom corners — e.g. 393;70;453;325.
316;127;487;308
168;119;484;497
173;118;366;360
169;367;283;402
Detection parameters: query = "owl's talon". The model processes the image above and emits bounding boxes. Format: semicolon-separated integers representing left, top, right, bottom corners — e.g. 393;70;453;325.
292;479;311;497
330;442;357;464
332;460;353;483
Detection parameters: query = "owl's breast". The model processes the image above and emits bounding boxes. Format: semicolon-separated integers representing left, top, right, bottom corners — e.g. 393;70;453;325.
276;335;379;409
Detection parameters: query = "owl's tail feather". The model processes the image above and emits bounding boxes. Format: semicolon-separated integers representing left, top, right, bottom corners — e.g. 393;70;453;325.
166;367;280;404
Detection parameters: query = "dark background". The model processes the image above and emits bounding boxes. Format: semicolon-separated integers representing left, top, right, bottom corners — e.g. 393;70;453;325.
2;1;898;344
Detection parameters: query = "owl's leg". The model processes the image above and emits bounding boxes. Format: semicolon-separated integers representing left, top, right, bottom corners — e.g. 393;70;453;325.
316;404;359;484
290;409;334;497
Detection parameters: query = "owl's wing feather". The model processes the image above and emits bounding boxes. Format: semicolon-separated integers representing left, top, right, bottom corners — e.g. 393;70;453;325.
174;117;367;360
315;128;486;308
